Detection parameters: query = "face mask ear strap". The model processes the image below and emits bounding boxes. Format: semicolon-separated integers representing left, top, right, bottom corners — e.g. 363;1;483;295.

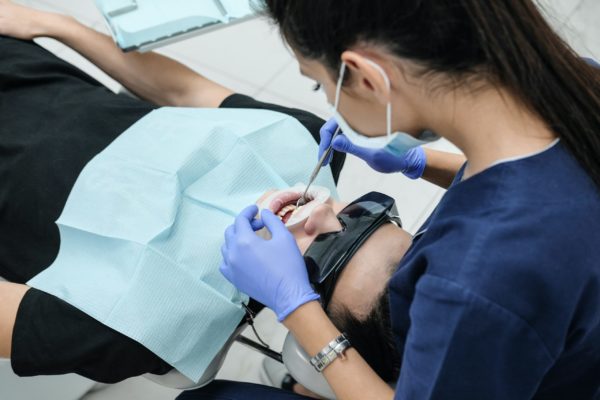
335;59;394;138
334;62;347;111
387;102;392;138
363;59;393;138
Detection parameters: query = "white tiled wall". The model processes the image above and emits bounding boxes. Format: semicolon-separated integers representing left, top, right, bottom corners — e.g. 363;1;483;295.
2;0;598;399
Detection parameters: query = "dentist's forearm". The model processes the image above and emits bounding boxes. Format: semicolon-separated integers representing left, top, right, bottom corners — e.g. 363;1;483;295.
284;302;394;400
0;283;30;358
38;15;232;107
421;148;466;189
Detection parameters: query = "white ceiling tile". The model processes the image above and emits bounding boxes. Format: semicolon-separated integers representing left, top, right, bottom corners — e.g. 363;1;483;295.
156;18;294;91
256;60;332;118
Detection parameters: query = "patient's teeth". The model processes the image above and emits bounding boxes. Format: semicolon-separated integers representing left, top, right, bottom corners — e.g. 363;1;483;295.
277;204;297;217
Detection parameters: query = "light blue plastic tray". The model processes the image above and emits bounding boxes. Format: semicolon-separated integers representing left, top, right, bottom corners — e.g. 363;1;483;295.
95;0;259;52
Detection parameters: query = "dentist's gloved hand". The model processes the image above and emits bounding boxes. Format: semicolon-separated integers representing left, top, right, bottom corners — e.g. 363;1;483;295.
220;205;320;322
318;118;427;179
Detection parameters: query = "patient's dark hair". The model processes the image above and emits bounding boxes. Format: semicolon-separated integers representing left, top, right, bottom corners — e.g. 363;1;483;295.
262;0;600;190
327;285;400;382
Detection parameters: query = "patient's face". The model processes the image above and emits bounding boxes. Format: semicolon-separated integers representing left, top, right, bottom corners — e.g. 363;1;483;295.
256;189;346;252
256;190;412;317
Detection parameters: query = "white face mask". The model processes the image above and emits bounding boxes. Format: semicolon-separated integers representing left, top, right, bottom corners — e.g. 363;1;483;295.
331;60;439;157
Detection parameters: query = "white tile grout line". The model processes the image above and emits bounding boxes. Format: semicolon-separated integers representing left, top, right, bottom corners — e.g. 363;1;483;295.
254;58;296;94
559;4;599;58
562;0;587;26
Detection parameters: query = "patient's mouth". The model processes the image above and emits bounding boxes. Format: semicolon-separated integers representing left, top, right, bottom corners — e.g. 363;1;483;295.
270;192;312;215
272;191;313;224
277;204;297;224
275;202;307;224
257;184;331;228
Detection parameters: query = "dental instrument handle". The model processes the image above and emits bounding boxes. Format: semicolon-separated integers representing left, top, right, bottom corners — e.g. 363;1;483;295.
235;335;283;363
297;126;342;207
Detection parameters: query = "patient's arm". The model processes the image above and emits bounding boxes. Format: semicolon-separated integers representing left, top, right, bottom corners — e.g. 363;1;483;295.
0;1;233;107
11;288;172;382
0;282;29;358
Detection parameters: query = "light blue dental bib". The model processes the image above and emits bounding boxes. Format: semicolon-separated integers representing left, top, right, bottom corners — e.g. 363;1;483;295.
28;107;338;381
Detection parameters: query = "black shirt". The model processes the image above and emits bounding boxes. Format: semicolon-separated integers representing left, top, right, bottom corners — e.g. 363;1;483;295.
0;36;344;383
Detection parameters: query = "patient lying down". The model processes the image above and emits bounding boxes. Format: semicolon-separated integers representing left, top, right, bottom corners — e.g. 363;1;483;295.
26;108;411;386
0;26;409;389
23;104;407;381
29;121;411;385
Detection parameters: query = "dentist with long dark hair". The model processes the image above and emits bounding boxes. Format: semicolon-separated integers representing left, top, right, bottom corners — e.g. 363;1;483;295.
206;1;600;399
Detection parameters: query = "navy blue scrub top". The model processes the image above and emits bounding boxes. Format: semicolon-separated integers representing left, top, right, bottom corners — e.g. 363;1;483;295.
389;140;600;399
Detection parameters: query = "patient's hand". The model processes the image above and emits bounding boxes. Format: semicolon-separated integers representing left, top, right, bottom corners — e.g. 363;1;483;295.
0;0;66;40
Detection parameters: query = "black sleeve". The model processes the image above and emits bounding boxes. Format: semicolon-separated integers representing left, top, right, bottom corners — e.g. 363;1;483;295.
0;36;157;283
1;37;168;382
11;288;173;383
219;94;346;184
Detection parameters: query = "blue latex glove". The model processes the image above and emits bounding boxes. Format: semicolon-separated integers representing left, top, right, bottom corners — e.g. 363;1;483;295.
318;118;427;179
583;57;600;68
220;205;320;322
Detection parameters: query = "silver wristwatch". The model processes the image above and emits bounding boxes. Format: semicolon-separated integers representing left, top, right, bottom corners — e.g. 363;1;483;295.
309;333;352;372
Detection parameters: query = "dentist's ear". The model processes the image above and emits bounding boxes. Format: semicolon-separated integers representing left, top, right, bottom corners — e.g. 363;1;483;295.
340;51;393;106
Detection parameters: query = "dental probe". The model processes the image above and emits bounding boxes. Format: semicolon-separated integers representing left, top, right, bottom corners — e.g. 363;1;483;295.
296;125;342;208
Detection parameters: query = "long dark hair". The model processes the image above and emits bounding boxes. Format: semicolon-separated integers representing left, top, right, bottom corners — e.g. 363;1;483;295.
262;0;600;189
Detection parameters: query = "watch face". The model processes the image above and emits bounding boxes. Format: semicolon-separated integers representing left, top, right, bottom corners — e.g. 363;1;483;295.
310;334;352;372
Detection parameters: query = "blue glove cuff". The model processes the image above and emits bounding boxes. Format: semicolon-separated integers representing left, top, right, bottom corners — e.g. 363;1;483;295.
401;146;427;180
277;292;321;322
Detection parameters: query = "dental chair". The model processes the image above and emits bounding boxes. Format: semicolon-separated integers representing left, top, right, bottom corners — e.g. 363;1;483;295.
145;323;336;400
0;275;96;400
